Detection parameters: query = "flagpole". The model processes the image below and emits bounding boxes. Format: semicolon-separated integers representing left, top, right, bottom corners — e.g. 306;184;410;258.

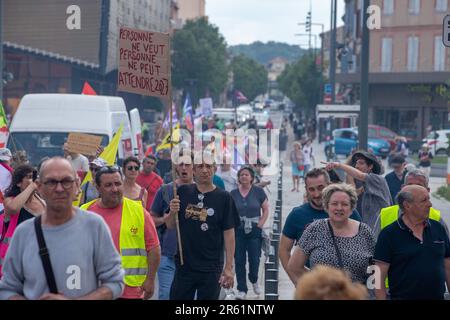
168;36;184;266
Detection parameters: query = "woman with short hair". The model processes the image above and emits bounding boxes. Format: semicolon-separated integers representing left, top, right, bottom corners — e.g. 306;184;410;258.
288;183;375;285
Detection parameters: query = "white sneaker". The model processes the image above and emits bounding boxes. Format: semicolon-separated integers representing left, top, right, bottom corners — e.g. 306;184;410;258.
235;291;247;300
252;282;262;295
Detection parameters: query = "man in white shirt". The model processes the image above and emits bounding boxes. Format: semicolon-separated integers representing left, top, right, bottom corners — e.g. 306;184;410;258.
63;143;89;180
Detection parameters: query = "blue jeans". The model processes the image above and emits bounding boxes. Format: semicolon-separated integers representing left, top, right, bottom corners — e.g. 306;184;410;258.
158;255;175;300
235;225;262;293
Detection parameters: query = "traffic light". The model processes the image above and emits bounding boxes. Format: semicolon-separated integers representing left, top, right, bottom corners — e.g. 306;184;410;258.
305;11;311;32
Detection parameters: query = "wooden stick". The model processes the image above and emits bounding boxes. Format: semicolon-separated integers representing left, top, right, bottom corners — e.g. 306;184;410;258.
167;35;184;266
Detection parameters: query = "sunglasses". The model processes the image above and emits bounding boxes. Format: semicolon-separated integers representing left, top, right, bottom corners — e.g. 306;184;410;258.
97;165;121;175
126;166;140;171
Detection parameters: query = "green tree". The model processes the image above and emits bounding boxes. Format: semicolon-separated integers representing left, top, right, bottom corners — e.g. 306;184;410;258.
231;54;268;102
172;18;229;104
277;53;323;117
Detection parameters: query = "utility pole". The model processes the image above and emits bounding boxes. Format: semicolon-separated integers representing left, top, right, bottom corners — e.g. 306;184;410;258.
329;0;337;104
359;0;370;151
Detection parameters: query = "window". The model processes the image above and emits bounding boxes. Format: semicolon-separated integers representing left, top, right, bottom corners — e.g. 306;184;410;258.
381;38;393;72
407;36;419;71
383;0;394;15
408;0;420;15
436;0;448;12
434;36;445;71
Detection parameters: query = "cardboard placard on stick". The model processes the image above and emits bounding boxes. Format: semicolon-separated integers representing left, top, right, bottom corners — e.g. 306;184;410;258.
118;27;170;98
66;133;102;156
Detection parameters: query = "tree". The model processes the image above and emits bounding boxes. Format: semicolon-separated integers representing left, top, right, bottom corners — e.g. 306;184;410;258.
231;54;268;102
277;53;323;118
172;18;229;105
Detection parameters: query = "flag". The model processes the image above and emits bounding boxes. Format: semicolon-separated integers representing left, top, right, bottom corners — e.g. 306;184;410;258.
0;102;9;148
162;102;179;130
73;124;123;207
156;124;181;152
81;81;97;95
235;90;248;102
182;93;194;131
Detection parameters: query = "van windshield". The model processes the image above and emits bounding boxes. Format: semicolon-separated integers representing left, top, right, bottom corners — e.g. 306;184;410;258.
7;132;109;166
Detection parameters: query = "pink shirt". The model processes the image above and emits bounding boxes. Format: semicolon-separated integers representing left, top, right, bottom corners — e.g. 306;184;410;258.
89;201;160;299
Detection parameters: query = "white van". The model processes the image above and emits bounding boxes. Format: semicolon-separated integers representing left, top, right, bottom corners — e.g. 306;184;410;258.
7;93;143;165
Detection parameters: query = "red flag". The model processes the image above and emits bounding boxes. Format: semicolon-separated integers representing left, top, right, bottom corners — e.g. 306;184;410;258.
81;81;97;95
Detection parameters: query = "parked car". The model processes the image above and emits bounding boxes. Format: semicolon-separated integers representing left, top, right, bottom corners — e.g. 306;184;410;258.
326;128;391;159
368;124;399;151
423;129;450;155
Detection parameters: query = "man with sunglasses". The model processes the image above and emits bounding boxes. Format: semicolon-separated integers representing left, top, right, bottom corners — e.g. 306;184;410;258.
137;155;163;211
0;157;124;300
81;165;160;300
167;154;240;300
79;157;107;205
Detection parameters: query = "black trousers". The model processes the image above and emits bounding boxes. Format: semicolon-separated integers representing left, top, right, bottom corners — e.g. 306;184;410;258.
170;267;222;300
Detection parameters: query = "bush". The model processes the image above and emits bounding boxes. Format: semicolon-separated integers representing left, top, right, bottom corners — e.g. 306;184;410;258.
435;185;450;201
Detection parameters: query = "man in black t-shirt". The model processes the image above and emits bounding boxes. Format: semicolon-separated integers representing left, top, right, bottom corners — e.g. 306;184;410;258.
167;158;239;300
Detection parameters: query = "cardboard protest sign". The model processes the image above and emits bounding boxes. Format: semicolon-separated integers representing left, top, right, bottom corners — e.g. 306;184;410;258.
118;27;170;98
66;133;102;156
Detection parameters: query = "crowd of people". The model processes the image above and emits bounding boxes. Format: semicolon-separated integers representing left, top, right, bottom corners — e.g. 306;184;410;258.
0;112;448;301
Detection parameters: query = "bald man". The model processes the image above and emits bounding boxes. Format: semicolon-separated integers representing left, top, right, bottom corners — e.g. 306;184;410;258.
0;157;124;300
374;185;450;300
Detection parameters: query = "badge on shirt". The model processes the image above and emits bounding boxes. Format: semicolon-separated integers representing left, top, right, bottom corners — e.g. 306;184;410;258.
201;223;209;231
185;204;208;222
207;208;215;217
197;202;204;209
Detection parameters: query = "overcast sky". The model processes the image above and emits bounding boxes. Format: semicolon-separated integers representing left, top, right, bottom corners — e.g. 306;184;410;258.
205;0;345;47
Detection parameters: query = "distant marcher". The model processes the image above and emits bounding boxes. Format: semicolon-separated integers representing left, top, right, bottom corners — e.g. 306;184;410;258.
63;143;89;181
288;183;375;285
231;167;269;300
137;155;163;211
216;154;238;192
0;157;124;300
384;155;406;204
0;148;13;194
418;144;433;178
122;156;148;207
374;185;450;300
290;142;304;192
302;139;314;174
295;265;368;300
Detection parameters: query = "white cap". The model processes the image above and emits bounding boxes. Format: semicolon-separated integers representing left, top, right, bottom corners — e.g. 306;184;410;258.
0;148;12;161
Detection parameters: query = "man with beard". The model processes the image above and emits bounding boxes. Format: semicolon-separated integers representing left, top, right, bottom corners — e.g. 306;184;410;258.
279;168;361;285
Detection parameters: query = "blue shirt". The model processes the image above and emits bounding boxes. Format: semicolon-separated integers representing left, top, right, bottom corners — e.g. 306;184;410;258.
282;202;362;242
374;216;450;300
151;183;177;258
213;175;226;190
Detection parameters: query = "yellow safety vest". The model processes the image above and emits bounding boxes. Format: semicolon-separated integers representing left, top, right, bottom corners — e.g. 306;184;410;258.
380;205;441;230
379;204;441;288
81;197;148;287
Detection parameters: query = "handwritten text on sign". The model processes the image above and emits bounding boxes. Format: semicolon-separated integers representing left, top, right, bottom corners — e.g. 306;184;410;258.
118;27;170;98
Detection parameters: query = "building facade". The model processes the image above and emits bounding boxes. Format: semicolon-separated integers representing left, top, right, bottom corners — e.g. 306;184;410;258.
2;0;171;115
337;0;450;140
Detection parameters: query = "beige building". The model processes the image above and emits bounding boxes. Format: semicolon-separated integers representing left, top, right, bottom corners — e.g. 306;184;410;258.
177;0;206;23
336;0;450;141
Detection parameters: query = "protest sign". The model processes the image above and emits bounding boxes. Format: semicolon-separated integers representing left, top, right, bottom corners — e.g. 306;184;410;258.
66;133;102;156
199;98;213;117
118;27;170;98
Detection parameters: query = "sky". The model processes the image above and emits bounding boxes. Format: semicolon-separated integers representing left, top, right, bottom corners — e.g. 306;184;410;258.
205;0;345;47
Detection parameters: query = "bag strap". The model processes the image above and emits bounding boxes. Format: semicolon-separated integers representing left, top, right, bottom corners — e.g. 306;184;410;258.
34;216;58;294
327;219;344;269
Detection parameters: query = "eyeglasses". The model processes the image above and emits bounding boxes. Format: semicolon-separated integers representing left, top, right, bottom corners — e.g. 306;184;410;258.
42;178;76;189
126;165;140;171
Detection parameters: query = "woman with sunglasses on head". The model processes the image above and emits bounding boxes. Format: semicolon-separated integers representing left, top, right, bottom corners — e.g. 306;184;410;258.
122;156;148;207
0;165;46;275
